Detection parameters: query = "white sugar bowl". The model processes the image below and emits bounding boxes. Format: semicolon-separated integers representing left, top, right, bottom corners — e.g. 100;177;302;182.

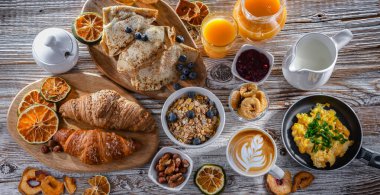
32;28;79;74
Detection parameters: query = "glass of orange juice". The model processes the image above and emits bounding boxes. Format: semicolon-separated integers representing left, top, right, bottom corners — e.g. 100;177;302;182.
233;0;287;42
201;13;238;59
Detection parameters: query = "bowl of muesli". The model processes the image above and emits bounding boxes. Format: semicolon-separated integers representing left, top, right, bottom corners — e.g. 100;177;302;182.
161;87;225;148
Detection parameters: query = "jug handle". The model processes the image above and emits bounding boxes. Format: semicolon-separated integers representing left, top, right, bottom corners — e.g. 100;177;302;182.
331;29;353;51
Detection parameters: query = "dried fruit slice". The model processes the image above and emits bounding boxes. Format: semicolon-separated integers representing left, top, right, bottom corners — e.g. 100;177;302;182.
266;170;292;195
175;0;200;21
195;164;226;195
72;12;103;44
35;170;49;182
17;104;59;144
40;77;71;103
138;0;159;4
41;176;64;195
18;90;56;115
63;176;77;194
113;0;135;5
188;1;210;26
18;167;42;195
83;175;111;195
292;171;314;192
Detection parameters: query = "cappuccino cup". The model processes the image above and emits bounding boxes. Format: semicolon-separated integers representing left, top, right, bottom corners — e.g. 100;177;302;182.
226;128;285;179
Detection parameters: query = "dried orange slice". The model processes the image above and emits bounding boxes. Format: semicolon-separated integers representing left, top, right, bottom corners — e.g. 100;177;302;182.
72;12;103;44
189;1;210;26
40;77;71;103
175;0;200;21
17;105;59;144
195;164;226;195
18;90;56;115
83;175;111;195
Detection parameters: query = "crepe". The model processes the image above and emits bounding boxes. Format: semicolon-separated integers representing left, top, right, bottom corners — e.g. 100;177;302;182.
130;43;199;91
117;26;175;73
100;6;158;56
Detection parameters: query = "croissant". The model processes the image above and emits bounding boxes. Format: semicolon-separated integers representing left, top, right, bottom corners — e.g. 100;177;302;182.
59;90;155;132
53;129;139;165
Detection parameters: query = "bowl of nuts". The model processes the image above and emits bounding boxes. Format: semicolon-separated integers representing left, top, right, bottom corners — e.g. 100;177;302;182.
228;83;269;121
161;87;225;148
148;147;193;191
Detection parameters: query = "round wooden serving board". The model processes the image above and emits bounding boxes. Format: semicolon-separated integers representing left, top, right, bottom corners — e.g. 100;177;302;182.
82;0;207;99
7;73;159;173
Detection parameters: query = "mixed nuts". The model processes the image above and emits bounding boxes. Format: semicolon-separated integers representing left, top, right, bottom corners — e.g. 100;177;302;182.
155;152;190;188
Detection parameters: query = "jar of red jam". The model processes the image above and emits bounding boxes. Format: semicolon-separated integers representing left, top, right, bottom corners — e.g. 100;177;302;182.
232;44;274;84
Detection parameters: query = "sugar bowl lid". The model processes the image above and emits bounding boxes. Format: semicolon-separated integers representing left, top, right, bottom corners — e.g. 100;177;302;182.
32;28;78;65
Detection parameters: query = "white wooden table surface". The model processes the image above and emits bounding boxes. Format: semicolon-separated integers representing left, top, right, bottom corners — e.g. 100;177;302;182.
0;0;379;194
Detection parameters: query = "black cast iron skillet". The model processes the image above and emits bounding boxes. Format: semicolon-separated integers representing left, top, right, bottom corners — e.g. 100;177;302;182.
282;95;380;170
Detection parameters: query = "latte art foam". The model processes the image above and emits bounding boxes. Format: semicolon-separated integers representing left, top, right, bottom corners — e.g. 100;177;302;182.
236;135;272;172
229;130;275;175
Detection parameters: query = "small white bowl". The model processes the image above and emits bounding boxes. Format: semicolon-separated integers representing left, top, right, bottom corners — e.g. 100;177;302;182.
161;87;226;149
231;44;274;85
148;147;194;192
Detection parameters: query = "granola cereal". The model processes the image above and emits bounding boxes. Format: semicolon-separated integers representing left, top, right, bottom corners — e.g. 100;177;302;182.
166;92;219;145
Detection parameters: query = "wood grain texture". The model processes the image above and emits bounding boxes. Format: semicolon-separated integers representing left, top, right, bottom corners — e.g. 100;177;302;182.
0;0;379;194
6;73;159;173
82;0;207;99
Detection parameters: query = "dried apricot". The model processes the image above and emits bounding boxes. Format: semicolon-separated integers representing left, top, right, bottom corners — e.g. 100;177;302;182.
292;171;314;192
256;90;268;112
230;90;241;110
238;97;261;119
266;170;292;195
63;176;77;194
41;176;64;195
18;167;42;195
239;83;257;98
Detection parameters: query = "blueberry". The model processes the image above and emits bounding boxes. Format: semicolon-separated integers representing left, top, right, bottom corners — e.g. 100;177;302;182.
125;26;133;33
192;137;201;145
180;74;187;80
178;55;187;62
167;112;177;122
188;91;196;99
135;32;142;40
206;109;214;118
186;110;195;119
182;68;190;75
176;35;185;43
173;83;181;90
188;72;197;80
141;34;148;41
187;62;196;69
176;64;184;71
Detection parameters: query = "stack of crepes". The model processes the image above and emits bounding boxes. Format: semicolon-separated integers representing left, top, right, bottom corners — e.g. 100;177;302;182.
100;6;199;91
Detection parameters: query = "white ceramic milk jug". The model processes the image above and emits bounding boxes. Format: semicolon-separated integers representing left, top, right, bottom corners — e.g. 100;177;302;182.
282;29;353;90
32;28;79;74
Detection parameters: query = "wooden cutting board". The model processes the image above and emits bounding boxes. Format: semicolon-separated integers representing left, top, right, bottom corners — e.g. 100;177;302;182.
82;0;207;99
7;73;159;172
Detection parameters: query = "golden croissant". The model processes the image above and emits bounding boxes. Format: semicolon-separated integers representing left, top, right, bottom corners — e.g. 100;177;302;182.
53;129;139;165
59;90;155;132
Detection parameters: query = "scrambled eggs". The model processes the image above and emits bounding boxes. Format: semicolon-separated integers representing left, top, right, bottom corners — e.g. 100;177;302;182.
291;103;354;168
